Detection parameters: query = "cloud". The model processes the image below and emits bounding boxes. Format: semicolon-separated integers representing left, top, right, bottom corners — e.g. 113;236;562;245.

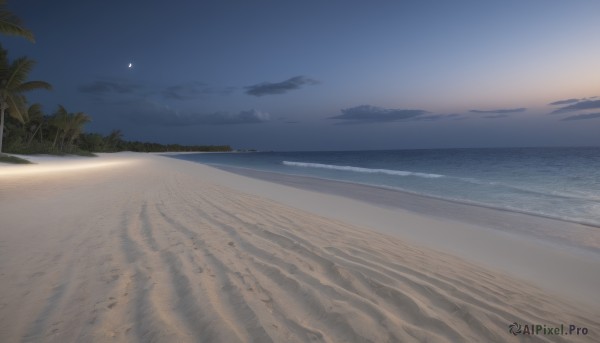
549;98;580;106
162;82;235;100
560;112;600;121
330;105;429;123
482;114;509;119
119;100;270;126
469;108;526;114
245;76;318;96
551;100;600;114
201;109;270;125
79;80;143;94
412;113;464;121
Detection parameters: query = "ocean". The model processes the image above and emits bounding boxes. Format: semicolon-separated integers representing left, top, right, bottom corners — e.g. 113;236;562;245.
171;147;600;227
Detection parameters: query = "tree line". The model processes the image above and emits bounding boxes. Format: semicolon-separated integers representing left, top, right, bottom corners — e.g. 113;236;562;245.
3;102;231;155
0;0;231;156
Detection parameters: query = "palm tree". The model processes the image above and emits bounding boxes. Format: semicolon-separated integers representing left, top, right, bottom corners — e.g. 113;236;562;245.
50;105;68;149
25;103;44;145
0;0;35;42
65;112;91;150
0;45;51;153
49;106;91;151
106;129;123;151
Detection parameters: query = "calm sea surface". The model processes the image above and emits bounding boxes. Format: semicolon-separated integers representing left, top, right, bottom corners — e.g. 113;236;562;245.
171;147;600;227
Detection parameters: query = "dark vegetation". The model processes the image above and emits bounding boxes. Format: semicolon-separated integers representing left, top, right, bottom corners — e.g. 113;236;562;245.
0;0;231;163
0;153;30;164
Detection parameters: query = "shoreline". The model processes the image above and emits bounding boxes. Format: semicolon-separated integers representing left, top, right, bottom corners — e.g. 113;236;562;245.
206;164;600;254
1;153;599;341
168;151;600;229
167;158;600;309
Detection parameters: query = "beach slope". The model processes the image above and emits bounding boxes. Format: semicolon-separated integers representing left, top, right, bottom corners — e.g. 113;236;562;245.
0;153;598;342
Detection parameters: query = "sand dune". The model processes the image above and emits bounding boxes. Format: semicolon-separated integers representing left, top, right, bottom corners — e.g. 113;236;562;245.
1;153;598;342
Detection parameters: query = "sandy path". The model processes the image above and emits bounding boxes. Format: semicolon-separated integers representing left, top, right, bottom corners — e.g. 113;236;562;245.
0;153;598;342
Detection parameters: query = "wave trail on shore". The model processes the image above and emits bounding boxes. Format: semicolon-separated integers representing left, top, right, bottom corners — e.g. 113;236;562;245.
283;161;444;178
172;149;600;226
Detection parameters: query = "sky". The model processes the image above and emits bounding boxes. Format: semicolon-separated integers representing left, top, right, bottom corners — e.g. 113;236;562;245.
4;0;600;151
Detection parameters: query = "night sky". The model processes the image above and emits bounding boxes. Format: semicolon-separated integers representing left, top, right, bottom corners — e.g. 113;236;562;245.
5;0;600;150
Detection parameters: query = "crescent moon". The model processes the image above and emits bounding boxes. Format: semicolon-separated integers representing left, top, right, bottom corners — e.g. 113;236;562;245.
128;63;132;68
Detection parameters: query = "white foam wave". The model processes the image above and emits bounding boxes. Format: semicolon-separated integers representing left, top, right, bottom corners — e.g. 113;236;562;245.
282;161;444;178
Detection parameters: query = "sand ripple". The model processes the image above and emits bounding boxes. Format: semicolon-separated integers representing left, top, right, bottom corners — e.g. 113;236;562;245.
1;154;598;342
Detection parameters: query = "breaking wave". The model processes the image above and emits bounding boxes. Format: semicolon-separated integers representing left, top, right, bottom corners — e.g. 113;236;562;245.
282;161;444;178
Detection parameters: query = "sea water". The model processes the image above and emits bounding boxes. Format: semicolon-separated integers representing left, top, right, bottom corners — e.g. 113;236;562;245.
171;147;600;227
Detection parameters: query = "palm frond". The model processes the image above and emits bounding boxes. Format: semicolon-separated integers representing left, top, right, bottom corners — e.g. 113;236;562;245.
28;103;42;113
6;93;26;123
5;57;35;89
50;105;70;129
0;44;8;78
74;112;91;123
54;104;68;117
27;103;43;121
0;4;35;42
15;80;52;92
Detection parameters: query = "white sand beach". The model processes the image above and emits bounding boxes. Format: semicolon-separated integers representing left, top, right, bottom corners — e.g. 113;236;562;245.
1;153;598;342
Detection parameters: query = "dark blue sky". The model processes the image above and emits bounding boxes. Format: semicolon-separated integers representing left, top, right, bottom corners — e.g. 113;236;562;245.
5;0;600;150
